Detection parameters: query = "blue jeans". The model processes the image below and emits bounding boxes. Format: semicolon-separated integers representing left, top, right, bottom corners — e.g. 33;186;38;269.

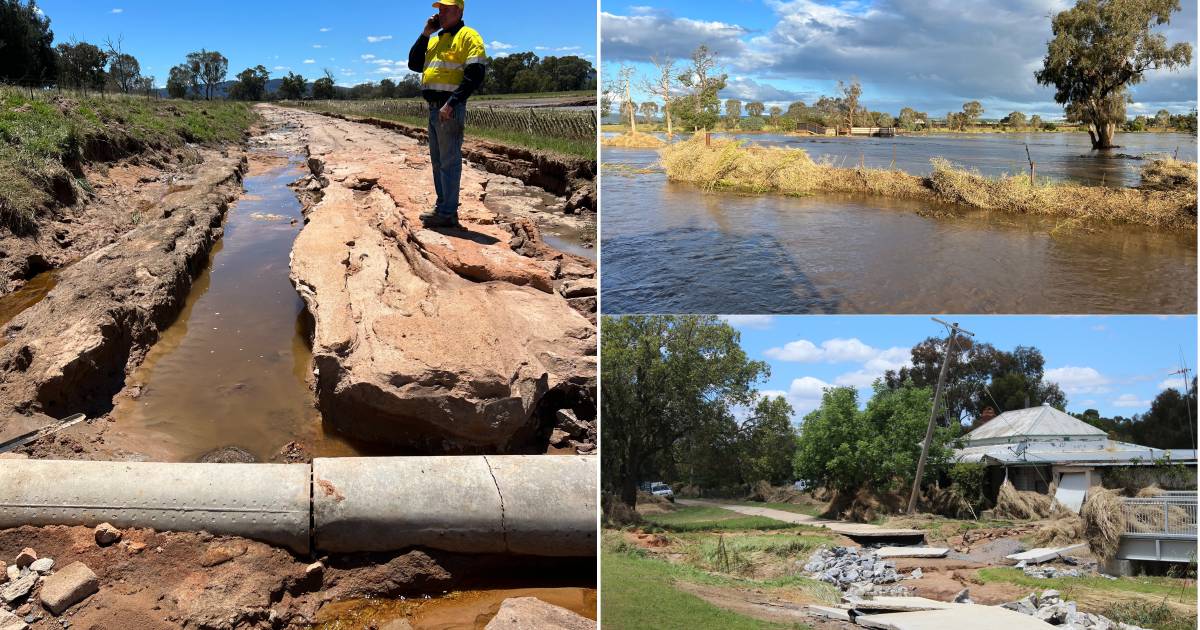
428;101;466;219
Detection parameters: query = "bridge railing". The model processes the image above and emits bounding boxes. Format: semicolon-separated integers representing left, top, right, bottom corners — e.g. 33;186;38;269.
1120;493;1198;539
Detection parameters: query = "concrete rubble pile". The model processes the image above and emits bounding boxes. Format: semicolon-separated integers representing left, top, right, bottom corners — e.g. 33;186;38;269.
0;529;109;630
1002;590;1149;630
802;546;918;591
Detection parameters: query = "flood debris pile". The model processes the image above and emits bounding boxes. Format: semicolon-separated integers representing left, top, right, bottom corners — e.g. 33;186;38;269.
601;132;667;149
802;546;916;592
1002;590;1148;630
660;135;1198;229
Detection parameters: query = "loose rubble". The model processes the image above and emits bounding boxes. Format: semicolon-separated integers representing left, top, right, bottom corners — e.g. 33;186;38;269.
802;546;919;590
39;562;98;615
93;523;121;547
1003;590;1148;630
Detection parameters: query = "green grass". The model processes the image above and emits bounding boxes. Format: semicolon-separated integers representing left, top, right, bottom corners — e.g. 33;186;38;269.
0;90;256;233
602;549;815;630
978;568;1197;601
643;506;802;532
1102;599;1198;630
733;502;825;518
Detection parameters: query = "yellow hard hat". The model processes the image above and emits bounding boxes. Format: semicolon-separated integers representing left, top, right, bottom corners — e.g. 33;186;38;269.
432;0;463;7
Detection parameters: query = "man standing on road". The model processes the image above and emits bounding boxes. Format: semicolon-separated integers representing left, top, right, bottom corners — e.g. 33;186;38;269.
408;0;487;229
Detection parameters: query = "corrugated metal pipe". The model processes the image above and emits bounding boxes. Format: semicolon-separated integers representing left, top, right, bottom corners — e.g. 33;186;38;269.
0;456;595;556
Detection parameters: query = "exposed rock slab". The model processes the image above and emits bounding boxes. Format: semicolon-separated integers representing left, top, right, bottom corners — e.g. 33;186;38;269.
483;597;593;630
0;156;245;424
277;106;595;453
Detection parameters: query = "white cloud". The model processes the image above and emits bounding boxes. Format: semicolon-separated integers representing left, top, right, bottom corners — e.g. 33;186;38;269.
111;8;123;13
764;339;821;362
320;27;332;32
361;54;376;60
490;41;515;51
1159;376;1188;391
786;376;834;415
758;389;790;401
720;315;774;330
764;337;904;366
367;35;393;43
834;370;881;388
272;65;290;71
1112;394;1150;409
1045;366;1111;395
367;58;396;65
303;59;316;64
313;44;325;49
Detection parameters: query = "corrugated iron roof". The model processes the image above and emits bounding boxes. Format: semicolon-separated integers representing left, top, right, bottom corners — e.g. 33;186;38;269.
956;439;1198;466
961;405;1107;445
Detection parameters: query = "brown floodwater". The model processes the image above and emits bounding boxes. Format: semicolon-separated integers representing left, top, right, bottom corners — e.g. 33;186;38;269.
0;270;58;346
107;153;367;462
601;146;1197;314
315;587;597;629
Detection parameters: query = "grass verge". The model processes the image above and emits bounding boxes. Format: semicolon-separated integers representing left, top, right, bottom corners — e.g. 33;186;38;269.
0;90;255;233
660;134;1197;230
978;567;1196;600
643;506;802;532
285;102;594;159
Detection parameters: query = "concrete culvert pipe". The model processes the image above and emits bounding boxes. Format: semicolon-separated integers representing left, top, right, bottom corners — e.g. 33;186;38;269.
313;456;596;557
0;460;312;553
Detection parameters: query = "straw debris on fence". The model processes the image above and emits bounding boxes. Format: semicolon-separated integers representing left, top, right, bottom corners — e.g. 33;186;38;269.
602;132;666;148
1080;487;1124;561
659;135;1197;229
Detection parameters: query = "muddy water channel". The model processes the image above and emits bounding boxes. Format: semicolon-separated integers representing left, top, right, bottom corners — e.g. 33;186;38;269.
602;146;1197;314
107;151;365;462
316;587;596;629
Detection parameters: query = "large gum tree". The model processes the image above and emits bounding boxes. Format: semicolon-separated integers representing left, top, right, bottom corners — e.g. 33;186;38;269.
1036;0;1192;150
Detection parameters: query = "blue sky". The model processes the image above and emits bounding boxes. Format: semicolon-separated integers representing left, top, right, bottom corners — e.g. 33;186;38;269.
602;0;1198;119
720;315;1197;421
36;0;596;87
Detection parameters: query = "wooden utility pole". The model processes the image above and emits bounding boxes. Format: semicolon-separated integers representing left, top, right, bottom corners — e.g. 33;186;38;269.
907;318;974;515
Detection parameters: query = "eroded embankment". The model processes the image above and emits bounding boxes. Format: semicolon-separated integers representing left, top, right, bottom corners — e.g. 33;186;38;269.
0;155;246;428
276;105;597;455
662;135;1198;230
310;111;596;213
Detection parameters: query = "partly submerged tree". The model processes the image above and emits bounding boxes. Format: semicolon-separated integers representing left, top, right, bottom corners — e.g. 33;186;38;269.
724;98;742;129
671;45;726;131
640;55;676;137
961;101;984;128
1036;0;1192;149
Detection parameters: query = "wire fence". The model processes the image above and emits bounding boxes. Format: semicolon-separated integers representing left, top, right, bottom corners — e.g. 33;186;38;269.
293;99;596;141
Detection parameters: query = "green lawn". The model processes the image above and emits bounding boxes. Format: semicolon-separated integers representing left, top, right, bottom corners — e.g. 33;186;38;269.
978;568;1197;600
643;506;801;532
602;549;807;630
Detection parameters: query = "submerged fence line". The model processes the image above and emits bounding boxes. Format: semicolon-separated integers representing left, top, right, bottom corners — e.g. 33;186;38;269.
294;99;596;141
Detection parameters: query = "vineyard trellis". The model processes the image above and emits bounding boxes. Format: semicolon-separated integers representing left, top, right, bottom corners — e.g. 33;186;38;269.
294;99;595;141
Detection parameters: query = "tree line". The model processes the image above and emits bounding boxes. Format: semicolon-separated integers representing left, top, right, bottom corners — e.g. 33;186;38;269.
0;0;594;100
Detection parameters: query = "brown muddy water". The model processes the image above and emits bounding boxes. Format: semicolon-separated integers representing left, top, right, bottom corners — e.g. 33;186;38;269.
0;271;58;345
316;587;596;629
106;152;366;462
601;146;1197;314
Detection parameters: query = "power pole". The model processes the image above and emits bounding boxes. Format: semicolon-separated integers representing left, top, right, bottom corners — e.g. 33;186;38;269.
1169;361;1194;449
907;318;975;515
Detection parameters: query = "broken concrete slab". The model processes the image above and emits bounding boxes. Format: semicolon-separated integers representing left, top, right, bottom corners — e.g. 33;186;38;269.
39;561;98;615
845;596;964;612
0;572;36;604
875;547;949;559
1005;544;1086;564
855;605;1057;630
0;609;27;630
807;605;852;621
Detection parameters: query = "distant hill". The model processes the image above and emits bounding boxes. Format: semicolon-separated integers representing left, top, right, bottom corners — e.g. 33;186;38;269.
157;78;292;99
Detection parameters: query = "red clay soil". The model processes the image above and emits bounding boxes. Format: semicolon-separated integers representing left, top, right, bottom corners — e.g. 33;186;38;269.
0;525;594;629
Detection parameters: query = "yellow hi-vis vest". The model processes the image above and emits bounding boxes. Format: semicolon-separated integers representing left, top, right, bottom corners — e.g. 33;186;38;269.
422;25;487;93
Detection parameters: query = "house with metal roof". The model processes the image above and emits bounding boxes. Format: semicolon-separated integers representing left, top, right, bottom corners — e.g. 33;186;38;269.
954;404;1197;506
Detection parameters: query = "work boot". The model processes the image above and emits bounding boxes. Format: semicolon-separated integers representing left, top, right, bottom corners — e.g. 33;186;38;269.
419;212;461;229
